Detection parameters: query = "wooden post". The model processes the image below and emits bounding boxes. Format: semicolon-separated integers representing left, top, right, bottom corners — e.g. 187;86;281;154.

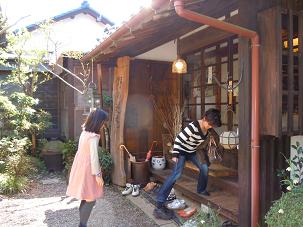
238;0;257;226
110;56;130;186
97;63;103;108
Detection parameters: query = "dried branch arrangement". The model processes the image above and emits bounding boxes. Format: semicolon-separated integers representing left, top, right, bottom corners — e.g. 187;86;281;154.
151;93;183;144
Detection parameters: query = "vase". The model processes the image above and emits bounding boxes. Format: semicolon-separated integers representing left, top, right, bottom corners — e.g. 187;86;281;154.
151;156;166;170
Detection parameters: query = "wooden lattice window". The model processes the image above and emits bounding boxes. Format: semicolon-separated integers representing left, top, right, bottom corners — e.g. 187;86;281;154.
182;36;239;132
281;10;303;134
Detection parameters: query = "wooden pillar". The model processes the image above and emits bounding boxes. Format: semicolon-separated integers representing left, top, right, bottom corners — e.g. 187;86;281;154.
96;63;103;108
238;0;257;226
110;56;130;186
258;7;282;226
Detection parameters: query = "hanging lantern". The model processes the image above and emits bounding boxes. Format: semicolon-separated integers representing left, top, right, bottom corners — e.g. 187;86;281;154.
85;82;100;112
172;58;187;74
219;131;239;149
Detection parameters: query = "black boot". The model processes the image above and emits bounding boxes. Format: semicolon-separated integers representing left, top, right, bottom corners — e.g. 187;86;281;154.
153;205;173;220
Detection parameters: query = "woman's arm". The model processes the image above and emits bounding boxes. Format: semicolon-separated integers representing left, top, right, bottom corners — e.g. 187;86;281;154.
89;137;104;187
89;137;101;175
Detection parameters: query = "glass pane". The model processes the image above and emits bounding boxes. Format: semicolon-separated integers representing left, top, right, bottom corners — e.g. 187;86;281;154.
233;59;239;80
282;95;288;131
293;95;299;131
221;63;228;83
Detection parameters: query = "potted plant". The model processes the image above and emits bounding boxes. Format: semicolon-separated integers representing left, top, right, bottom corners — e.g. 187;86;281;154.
98;147;113;185
40;140;64;172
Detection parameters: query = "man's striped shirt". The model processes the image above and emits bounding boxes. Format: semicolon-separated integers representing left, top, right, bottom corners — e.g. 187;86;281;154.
172;120;208;157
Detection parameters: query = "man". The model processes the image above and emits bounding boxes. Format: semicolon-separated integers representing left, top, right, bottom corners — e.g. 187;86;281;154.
153;108;222;220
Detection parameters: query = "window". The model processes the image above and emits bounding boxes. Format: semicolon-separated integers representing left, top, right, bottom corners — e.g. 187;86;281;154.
182;36;239;133
281;12;302;133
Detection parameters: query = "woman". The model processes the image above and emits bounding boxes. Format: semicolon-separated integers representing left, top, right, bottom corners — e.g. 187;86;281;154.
66;108;108;227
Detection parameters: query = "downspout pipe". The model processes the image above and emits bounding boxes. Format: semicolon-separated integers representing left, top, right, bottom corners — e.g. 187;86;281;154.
82;0;167;62
173;1;260;226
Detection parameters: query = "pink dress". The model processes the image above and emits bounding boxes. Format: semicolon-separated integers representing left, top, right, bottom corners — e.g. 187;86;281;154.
66;131;103;201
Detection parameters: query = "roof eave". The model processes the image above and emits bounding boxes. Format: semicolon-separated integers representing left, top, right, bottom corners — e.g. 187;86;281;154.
82;0;169;62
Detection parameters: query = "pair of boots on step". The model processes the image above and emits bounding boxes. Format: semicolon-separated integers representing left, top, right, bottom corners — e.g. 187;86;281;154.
79;200;96;227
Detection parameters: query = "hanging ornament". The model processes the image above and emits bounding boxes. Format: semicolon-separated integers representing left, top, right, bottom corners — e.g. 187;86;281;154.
219;131;239;149
219;108;239;150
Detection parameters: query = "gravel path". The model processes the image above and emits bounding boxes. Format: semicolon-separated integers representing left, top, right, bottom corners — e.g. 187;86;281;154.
0;174;158;227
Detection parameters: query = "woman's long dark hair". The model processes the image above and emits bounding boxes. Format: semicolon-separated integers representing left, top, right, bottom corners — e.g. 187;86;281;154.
83;108;108;134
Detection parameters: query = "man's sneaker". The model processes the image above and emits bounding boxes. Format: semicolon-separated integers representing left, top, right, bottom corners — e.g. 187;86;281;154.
198;190;210;196
153;206;173;220
166;188;176;201
132;184;140;196
122;183;133;195
167;199;186;210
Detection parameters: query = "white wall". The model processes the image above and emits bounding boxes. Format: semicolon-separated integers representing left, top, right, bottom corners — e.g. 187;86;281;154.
24;13;107;57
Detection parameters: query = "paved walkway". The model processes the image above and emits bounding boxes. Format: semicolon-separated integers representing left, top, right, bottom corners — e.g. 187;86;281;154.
0;174;178;227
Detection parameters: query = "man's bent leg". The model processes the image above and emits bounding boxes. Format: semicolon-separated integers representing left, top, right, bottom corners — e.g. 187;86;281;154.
156;155;186;206
189;154;209;194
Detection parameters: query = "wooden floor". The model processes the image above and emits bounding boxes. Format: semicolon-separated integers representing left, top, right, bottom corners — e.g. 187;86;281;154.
151;168;239;223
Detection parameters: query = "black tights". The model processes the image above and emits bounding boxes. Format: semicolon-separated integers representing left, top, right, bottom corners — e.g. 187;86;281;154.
79;200;96;227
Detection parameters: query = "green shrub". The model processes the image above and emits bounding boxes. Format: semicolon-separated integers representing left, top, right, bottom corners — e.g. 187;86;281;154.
0;160;5;173
29;156;47;173
0;137;35;194
265;186;303;227
265;141;303;226
36;138;48;156
98;147;113;185
0;174;28;194
5;153;35;177
0;92;51;137
62;140;78;172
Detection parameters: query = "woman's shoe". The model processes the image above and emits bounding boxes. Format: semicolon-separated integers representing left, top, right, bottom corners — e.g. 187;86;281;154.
122;183;133;195
132;184;140;196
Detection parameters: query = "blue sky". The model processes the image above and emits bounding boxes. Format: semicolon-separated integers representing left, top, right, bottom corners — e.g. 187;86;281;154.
1;0;151;28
